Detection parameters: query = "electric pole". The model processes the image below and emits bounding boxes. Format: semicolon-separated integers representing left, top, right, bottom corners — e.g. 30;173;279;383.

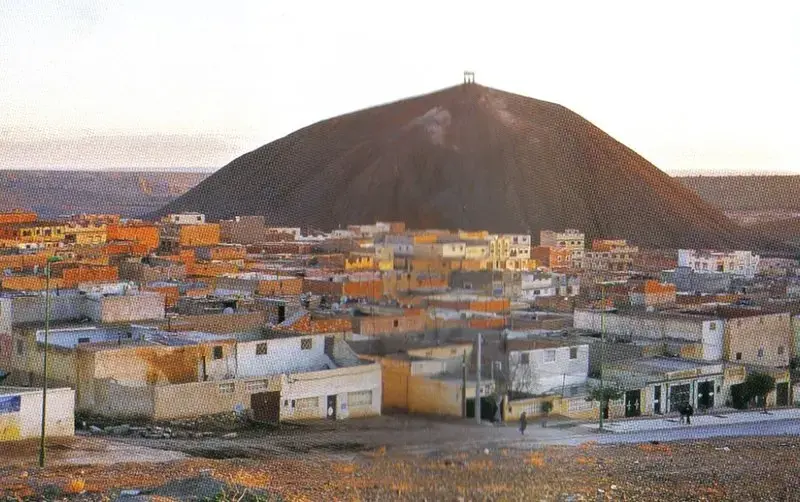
599;283;607;431
461;351;467;418
475;332;482;424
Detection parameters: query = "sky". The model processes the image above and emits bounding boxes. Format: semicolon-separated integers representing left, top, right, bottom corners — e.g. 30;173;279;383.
1;0;798;174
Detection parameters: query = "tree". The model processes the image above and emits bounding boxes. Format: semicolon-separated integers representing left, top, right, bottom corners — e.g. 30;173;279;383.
586;384;623;430
539;401;553;428
743;372;776;413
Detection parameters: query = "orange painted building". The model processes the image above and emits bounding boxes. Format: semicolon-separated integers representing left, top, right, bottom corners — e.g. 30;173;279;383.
427;296;509;314
179;224;220;247
0;210;37;225
187;262;239;278
281;312;353;334
0;275;66;291
194;245;246;261
107;224;160;252
0;252;52;272
531;246;572;270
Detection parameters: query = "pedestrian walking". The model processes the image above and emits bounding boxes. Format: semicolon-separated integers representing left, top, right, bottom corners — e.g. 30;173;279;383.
519;412;528;435
686;404;694;425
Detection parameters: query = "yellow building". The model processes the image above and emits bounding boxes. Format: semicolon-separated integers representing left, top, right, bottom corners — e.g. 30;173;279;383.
458;230;490;241
0;221;66;249
64;223;108;246
345;253;375;271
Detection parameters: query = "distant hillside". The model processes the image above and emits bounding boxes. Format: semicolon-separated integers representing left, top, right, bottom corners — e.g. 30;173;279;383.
677;176;800;211
0;170;208;219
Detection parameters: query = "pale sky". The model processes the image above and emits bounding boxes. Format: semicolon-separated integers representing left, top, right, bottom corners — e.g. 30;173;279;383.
1;0;798;174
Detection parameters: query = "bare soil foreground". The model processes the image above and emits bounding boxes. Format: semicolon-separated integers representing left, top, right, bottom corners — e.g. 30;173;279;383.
2;432;798;501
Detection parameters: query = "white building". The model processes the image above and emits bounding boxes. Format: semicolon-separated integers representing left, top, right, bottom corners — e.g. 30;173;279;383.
235;331;382;421
573;308;724;361
414;241;467;259
539;229;585;268
677;249;760;278
0;387;74;441
267;227;302;240
502;340;589;396
166;213;206;225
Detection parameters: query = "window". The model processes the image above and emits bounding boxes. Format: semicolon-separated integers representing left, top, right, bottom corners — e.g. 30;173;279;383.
300;338;312;350
709;322;717;330
347;390;373;407
284;400;289;407
196;216;202;221
757;348;764;358
212;346;223;360
255;342;268;355
77;337;91;344
520;353;530;365
778;346;785;355
569;347;578;359
245;380;267;393
393;320;399;328
735;352;742;361
218;382;234;394
295;397;319;410
544;350;556;363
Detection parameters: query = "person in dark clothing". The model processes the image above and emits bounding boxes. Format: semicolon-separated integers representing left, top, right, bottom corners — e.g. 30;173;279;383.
685;404;694;425
519;412;528;435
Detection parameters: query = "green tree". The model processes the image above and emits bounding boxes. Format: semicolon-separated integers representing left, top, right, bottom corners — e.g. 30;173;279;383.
585;385;623;430
540;401;554;428
743;372;776;413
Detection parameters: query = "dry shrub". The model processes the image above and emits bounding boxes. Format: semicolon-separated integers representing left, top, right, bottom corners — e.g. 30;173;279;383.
579;440;598;450
466;459;494;471
333;463;357;475
637;443;673;454
525;453;546;467
575;456;595;465
65;478;86;494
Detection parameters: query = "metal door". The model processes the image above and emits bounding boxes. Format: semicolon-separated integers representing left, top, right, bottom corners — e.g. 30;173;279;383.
653;385;662;415
697;381;714;410
251;391;281;423
625;390;641;417
327;395;337;420
776;382;789;407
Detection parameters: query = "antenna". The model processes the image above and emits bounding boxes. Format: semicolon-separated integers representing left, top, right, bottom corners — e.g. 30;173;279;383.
463;71;475;84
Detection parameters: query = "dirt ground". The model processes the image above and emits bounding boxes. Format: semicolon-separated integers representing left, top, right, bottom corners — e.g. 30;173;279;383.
1;423;799;501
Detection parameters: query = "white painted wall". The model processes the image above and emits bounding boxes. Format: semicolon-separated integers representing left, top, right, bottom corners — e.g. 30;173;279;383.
507;345;589;395
573;310;708;342
236;334;334;378
701;320;725;361
279;364;382;420
1;387;74;441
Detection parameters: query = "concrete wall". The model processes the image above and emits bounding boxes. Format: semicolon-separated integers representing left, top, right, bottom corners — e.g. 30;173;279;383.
152;376;281;420
724;313;793;367
574;310;707;342
0;387;74;441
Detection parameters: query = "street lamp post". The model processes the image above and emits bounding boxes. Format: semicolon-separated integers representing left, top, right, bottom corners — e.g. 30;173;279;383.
39;255;62;468
598;281;608;432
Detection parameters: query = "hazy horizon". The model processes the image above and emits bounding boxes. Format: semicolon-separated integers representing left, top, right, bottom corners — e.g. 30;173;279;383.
2;1;798;174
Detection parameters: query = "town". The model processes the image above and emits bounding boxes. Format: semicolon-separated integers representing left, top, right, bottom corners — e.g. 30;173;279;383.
1;208;798;447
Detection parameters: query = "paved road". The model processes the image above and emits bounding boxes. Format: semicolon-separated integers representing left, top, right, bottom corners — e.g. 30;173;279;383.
594;418;800;445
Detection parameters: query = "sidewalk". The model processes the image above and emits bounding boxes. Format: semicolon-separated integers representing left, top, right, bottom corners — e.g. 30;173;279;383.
580;408;800;434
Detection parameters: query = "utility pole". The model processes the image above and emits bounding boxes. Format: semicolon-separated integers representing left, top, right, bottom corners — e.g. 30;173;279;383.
475;332;482;424
461;351;467;418
39;255;61;468
599;282;607;432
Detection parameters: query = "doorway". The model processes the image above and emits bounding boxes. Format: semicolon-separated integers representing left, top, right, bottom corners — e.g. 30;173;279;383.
669;384;690;413
327;395;337;420
625;390;641;417
697;381;714;410
776;382;789;407
653;385;662;415
251;391;281;423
